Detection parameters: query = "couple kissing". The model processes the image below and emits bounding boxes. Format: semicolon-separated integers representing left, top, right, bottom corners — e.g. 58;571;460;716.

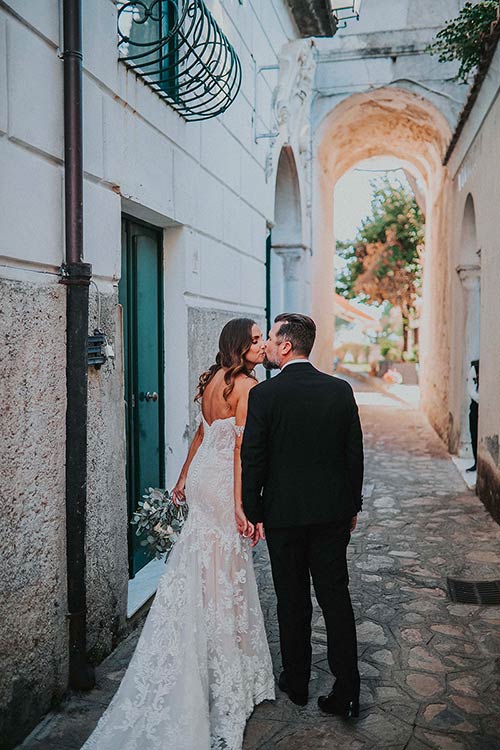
82;313;363;750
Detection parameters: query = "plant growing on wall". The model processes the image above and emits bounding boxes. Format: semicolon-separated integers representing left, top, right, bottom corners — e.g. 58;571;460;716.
336;177;425;352
428;1;500;82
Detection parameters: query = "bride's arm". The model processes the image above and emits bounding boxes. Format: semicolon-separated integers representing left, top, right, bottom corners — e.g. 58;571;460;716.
171;421;204;506
234;379;256;537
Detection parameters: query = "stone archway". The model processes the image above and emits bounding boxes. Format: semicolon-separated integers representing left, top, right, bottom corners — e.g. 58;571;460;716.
311;86;453;437
270;146;308;317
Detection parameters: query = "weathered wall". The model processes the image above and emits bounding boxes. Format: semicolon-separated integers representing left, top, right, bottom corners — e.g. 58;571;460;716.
86;288;129;661
446;43;500;521
0;277;67;747
419;177;453;444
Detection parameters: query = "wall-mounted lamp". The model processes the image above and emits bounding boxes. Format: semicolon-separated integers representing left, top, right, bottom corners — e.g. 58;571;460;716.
330;0;361;26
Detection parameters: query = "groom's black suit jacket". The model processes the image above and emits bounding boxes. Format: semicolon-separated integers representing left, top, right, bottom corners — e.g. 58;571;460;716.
241;363;363;529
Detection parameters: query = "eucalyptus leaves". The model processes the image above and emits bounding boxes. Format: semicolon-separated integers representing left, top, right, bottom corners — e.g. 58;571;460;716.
131;487;188;561
428;1;500;82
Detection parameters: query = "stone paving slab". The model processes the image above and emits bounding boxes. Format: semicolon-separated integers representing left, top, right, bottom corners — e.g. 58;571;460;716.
18;378;500;749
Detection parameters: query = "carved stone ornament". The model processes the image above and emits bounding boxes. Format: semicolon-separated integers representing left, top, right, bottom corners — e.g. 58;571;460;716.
273;39;316;143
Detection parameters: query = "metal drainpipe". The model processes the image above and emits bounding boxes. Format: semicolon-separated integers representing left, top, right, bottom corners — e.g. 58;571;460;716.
60;0;95;690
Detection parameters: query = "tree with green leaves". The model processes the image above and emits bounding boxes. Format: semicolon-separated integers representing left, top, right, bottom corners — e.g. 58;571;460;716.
336;177;425;352
428;1;500;82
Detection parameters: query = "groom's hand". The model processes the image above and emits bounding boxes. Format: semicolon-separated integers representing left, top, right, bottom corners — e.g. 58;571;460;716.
250;523;265;548
350;514;358;532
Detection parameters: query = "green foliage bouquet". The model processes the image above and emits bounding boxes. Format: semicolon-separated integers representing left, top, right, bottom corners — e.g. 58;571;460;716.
131;487;189;561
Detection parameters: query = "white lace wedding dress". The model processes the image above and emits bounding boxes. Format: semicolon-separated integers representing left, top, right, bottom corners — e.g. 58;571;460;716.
82;414;275;750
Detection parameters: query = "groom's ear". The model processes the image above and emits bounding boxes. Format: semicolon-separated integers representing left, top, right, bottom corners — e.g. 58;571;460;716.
281;340;293;355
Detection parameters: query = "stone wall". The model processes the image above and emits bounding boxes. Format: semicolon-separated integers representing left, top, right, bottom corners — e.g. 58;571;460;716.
85;287;129;662
478;455;500;525
0;277;67;747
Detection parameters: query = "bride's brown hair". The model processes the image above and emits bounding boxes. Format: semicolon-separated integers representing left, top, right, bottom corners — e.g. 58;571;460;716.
195;318;257;402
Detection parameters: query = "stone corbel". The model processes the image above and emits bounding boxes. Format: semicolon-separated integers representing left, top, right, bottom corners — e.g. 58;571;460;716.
272;244;307;281
272;244;309;311
456;264;480;291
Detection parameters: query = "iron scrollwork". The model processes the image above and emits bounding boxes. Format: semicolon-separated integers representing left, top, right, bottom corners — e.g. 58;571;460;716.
117;0;242;121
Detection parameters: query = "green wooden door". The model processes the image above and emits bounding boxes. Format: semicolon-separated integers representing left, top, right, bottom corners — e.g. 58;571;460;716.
120;217;165;577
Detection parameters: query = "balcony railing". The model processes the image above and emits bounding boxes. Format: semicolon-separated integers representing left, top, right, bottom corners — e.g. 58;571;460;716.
117;1;242;121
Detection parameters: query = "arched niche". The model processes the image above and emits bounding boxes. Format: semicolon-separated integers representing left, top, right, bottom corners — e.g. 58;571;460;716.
456;193;481;458
460;194;479;265
269;146;308;318
274;147;302;246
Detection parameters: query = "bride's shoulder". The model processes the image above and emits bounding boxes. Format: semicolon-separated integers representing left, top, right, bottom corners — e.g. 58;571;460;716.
233;373;258;395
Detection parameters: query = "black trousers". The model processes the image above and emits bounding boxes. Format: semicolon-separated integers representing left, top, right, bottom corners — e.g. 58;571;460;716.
266;520;359;697
469;400;478;465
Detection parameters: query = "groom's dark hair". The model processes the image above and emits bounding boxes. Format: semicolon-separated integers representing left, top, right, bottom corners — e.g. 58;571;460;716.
274;313;316;356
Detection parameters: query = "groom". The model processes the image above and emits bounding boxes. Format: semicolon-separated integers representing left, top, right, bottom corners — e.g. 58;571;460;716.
241;313;363;716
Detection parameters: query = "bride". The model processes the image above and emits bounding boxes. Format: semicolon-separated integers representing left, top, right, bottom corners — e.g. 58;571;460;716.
82;318;275;750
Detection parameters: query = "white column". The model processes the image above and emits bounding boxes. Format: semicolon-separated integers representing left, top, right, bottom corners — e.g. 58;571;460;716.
310;167;335;373
272;244;307;312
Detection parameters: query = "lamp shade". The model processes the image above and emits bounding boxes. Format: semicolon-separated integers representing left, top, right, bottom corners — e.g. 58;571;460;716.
330;0;361;15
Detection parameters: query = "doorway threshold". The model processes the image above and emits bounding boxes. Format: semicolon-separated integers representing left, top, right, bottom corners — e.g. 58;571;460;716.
127;557;165;618
451;456;477;491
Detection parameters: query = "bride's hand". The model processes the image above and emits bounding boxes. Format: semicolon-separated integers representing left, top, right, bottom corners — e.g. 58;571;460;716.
171;477;186;507
235;505;254;539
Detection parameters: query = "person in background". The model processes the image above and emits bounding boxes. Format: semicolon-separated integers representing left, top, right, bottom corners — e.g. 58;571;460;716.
466;359;479;473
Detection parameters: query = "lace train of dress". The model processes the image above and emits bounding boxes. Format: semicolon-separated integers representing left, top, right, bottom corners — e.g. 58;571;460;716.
82;416;275;750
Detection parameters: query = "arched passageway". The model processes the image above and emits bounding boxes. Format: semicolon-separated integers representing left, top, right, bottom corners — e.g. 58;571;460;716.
311;87;453;436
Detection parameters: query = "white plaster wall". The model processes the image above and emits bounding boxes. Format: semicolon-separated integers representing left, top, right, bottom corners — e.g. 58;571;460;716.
446;42;500;520
0;0;301;534
334;0;464;37
81;0;303;483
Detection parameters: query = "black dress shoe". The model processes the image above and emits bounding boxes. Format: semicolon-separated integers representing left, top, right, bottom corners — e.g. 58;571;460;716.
318;677;360;718
318;690;360;717
278;672;308;706
466;464;477;472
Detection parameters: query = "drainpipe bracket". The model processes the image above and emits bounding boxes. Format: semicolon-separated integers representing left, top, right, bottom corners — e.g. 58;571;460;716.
59;262;92;286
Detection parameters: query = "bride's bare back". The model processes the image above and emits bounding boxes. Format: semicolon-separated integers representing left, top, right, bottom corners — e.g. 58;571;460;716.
201;369;254;425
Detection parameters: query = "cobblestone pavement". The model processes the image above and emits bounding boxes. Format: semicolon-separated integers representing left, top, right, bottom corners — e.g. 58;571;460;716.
19;378;500;750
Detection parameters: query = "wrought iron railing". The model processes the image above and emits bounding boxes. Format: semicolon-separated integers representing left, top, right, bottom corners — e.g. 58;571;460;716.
117;1;242;121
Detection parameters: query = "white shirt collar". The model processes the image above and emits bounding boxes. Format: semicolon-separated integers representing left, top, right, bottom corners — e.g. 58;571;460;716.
281;358;310;370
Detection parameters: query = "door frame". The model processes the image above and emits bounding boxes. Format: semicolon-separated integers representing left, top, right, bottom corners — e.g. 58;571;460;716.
121;214;165;577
